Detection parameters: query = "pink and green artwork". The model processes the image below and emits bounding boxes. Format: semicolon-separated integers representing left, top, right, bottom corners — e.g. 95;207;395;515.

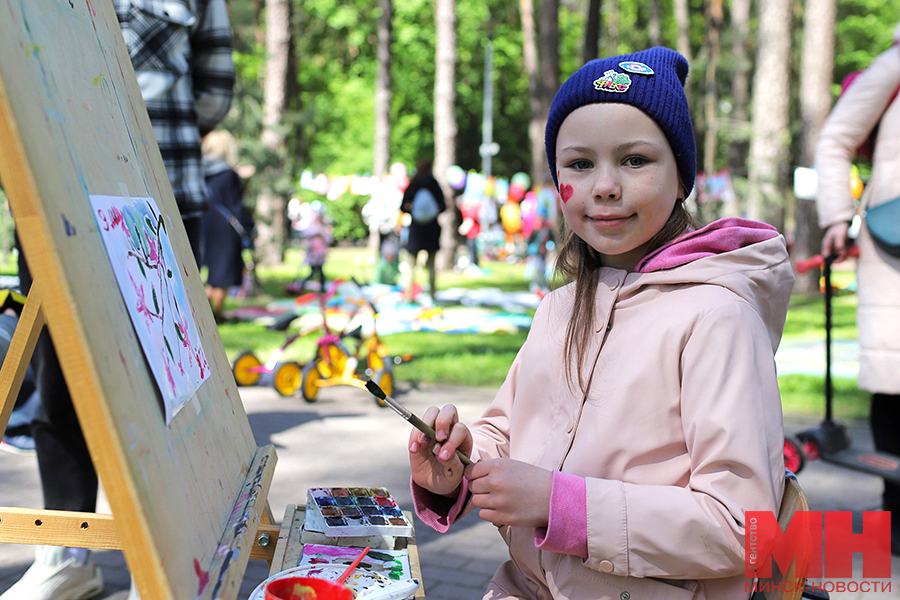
90;194;208;423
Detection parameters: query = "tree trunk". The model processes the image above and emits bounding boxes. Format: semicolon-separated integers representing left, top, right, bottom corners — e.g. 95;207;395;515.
648;0;661;47
725;0;751;219
795;0;836;294
746;0;792;228
582;0;601;65
370;0;393;261
539;0;559;183
374;0;392;179
435;0;458;271
699;0;723;224
672;0;692;109
604;0;618;57
520;0;544;185
673;0;692;66
257;0;291;266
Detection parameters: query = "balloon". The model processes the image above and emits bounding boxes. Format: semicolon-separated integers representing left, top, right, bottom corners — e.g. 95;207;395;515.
446;165;467;190
483;177;496;198
500;201;522;234
851;175;864;200
390;162;408;180
511;172;531;190
850;164;864;200
509;183;526;202
520;193;537;237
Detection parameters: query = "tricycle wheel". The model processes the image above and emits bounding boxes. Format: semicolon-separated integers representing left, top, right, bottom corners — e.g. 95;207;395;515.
300;362;321;403
317;343;349;379
371;368;393;407
784;434;806;475
273;361;303;397
232;351;262;386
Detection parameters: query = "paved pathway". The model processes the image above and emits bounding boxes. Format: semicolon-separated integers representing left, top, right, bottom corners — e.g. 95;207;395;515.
1;382;898;599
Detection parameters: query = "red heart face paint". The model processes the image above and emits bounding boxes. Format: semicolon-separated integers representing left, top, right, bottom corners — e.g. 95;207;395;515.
559;184;574;203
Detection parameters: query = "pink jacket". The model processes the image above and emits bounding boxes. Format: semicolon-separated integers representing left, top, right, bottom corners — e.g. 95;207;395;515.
815;24;900;393
414;219;793;600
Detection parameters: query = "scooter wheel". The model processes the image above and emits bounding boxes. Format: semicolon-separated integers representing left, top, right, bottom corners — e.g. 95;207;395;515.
784;435;806;475
232;351;262;387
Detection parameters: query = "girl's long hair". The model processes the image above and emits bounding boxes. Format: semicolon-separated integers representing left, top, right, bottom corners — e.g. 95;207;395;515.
554;198;696;393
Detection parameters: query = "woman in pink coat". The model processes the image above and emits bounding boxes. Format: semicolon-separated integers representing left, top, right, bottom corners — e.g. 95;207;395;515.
408;47;793;600
815;21;900;555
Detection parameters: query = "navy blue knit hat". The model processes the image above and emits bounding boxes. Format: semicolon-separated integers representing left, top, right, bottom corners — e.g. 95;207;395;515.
545;46;695;197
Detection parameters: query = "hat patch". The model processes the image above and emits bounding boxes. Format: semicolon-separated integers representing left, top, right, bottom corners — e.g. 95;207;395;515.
619;61;654;75
593;70;631;93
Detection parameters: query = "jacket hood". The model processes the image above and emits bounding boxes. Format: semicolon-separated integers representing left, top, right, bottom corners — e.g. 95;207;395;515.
618;218;794;351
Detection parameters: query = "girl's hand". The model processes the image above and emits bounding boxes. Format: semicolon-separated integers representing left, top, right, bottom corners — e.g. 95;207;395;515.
822;221;851;260
465;459;552;529
408;404;473;497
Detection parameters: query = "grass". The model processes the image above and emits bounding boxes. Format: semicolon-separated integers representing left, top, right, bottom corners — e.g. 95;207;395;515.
220;245;869;420
777;375;870;420
776;268;869;419
4;241;869;419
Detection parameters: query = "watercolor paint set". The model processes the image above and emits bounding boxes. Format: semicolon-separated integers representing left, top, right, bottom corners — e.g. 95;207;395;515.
305;487;414;538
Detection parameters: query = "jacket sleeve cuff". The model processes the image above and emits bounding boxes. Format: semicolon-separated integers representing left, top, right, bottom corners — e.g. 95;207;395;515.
534;470;589;558
583;478;629;575
410;476;470;533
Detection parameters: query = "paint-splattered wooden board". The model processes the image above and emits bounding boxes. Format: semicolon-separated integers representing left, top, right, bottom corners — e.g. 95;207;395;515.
0;1;274;599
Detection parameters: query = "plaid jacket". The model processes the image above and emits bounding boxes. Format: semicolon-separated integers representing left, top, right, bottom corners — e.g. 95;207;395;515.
114;0;235;218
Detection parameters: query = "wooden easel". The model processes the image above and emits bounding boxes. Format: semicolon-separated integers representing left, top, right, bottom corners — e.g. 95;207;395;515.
0;1;279;598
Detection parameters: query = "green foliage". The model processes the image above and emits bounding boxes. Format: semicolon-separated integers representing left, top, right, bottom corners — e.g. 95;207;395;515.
834;0;900;82
324;193;370;243
221;0;900;251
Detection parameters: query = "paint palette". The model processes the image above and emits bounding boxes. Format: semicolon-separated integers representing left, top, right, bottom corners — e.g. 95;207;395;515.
305;487;414;538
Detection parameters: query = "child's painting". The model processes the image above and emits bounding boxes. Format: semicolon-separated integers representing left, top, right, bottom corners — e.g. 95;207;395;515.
90;194;208;423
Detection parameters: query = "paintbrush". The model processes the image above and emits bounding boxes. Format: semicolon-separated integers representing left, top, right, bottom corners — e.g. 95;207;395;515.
364;379;473;466
336;546;370;585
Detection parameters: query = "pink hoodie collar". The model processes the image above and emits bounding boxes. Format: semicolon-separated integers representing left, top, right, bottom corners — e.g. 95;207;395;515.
635;218;779;273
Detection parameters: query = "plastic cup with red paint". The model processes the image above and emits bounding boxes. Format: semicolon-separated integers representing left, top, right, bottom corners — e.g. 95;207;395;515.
263;576;353;600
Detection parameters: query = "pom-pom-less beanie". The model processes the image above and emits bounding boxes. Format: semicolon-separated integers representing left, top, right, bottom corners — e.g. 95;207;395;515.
545;46;696;197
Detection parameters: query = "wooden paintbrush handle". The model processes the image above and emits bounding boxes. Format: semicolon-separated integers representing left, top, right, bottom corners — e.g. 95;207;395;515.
406;413;473;466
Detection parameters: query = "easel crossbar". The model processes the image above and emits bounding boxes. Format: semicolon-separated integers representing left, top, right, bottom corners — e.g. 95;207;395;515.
0;507;280;564
0;283;44;435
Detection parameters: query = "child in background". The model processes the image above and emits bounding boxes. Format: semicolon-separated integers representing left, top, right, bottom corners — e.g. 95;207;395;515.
288;200;332;294
407;47;792;599
524;213;554;294
374;235;401;286
458;196;482;272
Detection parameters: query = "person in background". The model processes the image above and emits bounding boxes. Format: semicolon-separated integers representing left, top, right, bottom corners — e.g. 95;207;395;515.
458;196;482;274
525;213;554;295
406;47;792;599
0;296;37;456
2;1;235;599
400;159;446;301
201;129;253;322
815;21;900;555
374;234;402;286
288;201;332;294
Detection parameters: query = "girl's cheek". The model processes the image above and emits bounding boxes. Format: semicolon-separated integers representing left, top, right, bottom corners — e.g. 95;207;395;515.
559;183;574;203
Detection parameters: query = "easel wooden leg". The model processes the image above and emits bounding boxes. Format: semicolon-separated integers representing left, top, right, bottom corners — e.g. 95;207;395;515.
0;281;44;439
